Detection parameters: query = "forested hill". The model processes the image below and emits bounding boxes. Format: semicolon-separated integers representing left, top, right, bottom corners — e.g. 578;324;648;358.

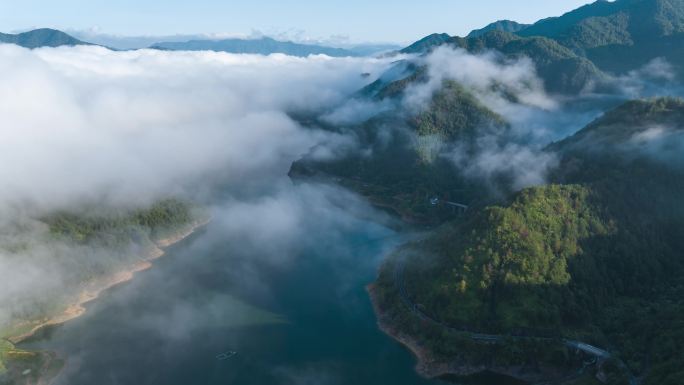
290;73;511;224
397;30;603;95
0;28;89;48
402;0;684;76
378;98;684;385
452;31;604;94
518;0;684;73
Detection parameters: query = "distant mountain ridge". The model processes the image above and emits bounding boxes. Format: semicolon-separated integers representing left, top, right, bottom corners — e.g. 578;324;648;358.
0;28;89;48
71;30;401;54
150;36;358;57
0;28;395;57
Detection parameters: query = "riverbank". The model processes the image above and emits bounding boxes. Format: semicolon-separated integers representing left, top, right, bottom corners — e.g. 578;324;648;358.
367;283;443;377
367;262;584;385
8;218;209;346
367;282;494;380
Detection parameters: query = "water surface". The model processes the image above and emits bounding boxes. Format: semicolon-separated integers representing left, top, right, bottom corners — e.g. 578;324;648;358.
27;207;446;385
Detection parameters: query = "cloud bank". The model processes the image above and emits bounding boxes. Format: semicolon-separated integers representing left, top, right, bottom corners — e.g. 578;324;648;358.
0;44;390;214
0;44;393;329
401;46;563;191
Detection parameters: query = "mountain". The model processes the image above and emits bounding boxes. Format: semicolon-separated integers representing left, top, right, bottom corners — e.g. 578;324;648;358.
290;27;607;223
291;67;509;224
399;33;452;54
402;0;684;77
0;28;89;49
150;37;357;57
371;98;684;385
397;29;605;95
467;20;531;38
452;31;605;94
518;0;684;73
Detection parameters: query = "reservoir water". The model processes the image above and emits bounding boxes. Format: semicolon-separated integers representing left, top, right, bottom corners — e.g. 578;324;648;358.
25;190;447;385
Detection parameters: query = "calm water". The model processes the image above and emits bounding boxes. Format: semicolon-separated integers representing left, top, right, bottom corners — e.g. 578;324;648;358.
26;211;449;385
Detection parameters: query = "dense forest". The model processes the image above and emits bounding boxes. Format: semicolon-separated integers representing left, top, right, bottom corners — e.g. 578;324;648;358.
290;76;507;224
373;98;684;385
45;198;196;245
289;5;684;379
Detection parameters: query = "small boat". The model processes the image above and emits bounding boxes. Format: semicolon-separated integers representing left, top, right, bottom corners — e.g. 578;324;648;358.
216;351;237;361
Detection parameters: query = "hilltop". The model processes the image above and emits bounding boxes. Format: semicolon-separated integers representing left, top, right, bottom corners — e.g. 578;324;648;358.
0;28;89;48
467;20;531;38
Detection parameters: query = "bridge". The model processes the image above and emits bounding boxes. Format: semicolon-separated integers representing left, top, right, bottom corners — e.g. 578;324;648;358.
564;340;611;359
429;197;469;213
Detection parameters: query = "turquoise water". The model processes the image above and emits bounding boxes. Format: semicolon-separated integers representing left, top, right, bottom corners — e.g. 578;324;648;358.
28;212;450;385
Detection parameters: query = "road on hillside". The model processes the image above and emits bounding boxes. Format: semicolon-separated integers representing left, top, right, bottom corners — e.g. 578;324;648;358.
392;253;637;385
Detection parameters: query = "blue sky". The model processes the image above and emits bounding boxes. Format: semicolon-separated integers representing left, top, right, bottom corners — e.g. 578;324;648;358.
1;0;594;43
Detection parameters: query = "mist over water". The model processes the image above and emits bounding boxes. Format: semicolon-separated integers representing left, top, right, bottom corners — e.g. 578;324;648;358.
0;44;396;328
4;33;683;385
25;180;441;385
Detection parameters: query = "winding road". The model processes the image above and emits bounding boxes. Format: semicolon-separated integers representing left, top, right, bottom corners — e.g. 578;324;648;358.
392;254;638;385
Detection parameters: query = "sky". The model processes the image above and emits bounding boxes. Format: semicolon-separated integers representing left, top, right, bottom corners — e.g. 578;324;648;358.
1;0;595;44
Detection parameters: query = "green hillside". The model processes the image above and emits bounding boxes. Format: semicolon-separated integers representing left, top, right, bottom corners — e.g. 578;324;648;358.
375;98;684;384
400;0;684;80
518;0;684;73
452;31;604;94
291;79;508;224
292;27;612;224
398;30;604;94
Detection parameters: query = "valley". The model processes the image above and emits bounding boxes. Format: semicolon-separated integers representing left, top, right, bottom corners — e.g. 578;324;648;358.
2;1;684;385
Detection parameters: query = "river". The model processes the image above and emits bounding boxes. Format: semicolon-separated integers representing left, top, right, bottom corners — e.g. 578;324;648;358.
23;188;449;385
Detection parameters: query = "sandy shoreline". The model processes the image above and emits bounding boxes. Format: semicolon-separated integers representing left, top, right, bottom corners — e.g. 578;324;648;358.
8;218;210;345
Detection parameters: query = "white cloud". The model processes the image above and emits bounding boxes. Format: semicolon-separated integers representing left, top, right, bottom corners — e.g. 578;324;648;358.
449;140;558;192
610;58;684;98
0;44;393;328
404;46;557;114
396;46;562;191
0;44;391;213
